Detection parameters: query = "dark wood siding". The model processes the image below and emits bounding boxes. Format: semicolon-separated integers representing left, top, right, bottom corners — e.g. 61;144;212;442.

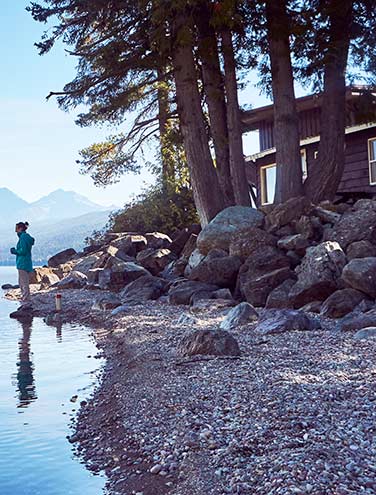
259;121;274;151
259;107;322;151
338;128;376;193
249;127;376;203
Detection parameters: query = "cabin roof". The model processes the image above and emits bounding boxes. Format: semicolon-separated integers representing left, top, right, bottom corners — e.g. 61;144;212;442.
242;85;376;132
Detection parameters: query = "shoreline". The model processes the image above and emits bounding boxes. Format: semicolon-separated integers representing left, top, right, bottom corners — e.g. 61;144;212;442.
5;285;376;495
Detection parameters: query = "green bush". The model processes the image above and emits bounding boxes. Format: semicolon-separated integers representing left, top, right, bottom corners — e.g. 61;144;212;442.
109;185;199;236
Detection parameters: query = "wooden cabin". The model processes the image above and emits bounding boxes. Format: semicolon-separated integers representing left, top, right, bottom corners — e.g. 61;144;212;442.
242;86;376;206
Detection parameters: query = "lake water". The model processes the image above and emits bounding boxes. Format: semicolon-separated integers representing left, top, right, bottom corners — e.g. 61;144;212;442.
0;266;105;495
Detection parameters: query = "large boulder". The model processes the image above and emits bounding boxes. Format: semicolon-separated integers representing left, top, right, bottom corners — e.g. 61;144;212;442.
92;293;121;311
277;234;309;255
74;254;103;275
177;330;241;357
40;272;61;289
325;199;376;249
56;271;87;289
346;240;376;260
294;215;323;241
137;248;177;275
33;266;61;284
110;234;147;257
98;261;150;291
237;245;293;307
168;280;219;305
342;257;376;298
266;196;313;230
170;225;201;255
265;279;296;309
220;302;258;331
184;249;206;278
120;275;168;304
338;309;376;332
145;232;172;250
289;241;346;308
106;244;135;262
257;309;320;335
180;234;198;260
229;227;277;261
313;206;341;225
48;248;77;268
197;206;264;255
320;288;366;319
189;249;242;288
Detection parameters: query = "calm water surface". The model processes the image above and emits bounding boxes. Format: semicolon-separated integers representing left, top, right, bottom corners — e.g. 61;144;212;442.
0;266;105;495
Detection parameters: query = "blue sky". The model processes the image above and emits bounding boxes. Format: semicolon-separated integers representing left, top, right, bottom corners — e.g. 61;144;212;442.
0;1;272;206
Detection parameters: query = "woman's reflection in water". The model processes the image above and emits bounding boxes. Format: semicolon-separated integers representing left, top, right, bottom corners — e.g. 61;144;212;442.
16;318;37;408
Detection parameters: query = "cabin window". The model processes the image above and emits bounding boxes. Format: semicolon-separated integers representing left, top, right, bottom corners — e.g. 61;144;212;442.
260;164;276;205
369;138;376;185
260;149;308;205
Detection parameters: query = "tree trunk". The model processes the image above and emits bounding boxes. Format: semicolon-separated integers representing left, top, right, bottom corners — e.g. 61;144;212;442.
172;15;226;226
265;0;303;204
304;0;353;203
195;3;235;206
157;72;175;194
221;28;250;206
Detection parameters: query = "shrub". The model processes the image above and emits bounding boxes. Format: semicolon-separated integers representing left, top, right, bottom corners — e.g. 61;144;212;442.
109;185;199;236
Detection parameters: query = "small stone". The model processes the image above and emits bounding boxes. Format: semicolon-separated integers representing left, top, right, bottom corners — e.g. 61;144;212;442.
150;464;162;475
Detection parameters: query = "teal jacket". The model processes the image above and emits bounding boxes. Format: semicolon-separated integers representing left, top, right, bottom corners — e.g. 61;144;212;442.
11;232;35;272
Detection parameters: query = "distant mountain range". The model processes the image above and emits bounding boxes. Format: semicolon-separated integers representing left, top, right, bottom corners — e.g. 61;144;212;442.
0;188;118;264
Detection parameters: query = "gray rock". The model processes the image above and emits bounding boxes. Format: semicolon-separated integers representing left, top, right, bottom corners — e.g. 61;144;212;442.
92;294;121;311
346;240;376;260
197;206;264;255
353;327;376;340
98;260;150;291
220;302;258;330
137;248;177;275
338;309;376;332
56;271;87;289
111;304;131;316
48;248;77;268
325;200;376;249
184;249;206;278
257;309;320;335
110;234;147;257
342;257;376;298
237;245;293;307
177;329;241;357
321;288;366;319
265;279;296;309
266;196;313;229
277;234;309;255
168;280;219;305
229;227;277;261
313;206;341;225
300;301;322;313
145;232;172;249
121;275;168;304
74;254;102;275
189;251;242;288
160;259;187;280
40;272;60;289
106;244;135;262
289;241;346;308
213;288;233;300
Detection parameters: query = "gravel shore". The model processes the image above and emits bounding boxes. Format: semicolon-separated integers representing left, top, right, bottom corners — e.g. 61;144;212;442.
6;287;376;495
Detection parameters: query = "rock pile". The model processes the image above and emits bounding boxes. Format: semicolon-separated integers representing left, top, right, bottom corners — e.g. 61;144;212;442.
29;197;376;345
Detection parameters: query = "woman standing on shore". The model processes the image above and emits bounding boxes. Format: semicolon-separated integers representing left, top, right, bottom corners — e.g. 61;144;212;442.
10;222;35;309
